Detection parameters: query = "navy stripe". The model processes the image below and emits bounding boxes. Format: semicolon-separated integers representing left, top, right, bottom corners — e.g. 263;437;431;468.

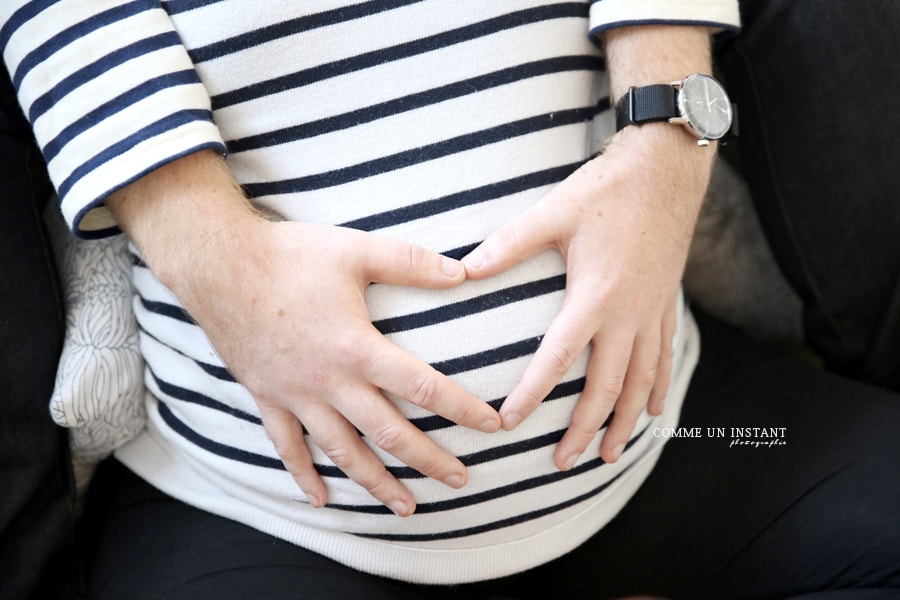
142;327;236;383
0;0;57;51
373;275;566;335
361;461;627;537
433;336;543;377
193;360;233;383
187;0;429;63
341;164;580;232
131;253;148;268
316;427;569;480
158;402;282;469
243;107;596;198
162;0;230;17
410;377;586;433
139;296;195;326
442;243;480;262
157;394;574;482
13;0;156;89
43;70;201;163
343;426;647;519
210;3;589;110
156;375;592;481
151;368;261;425
28;31;183;123
57;109;214;200
137;278;561;381
226;56;602;154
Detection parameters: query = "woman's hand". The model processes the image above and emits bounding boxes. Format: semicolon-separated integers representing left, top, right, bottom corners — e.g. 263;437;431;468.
463;123;715;469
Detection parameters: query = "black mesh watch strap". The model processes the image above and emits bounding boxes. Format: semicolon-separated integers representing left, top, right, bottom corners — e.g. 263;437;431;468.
614;84;679;131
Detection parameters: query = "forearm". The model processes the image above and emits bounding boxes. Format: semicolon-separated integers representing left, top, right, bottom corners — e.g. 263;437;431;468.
604;25;714;102
105;149;264;311
600;25;719;216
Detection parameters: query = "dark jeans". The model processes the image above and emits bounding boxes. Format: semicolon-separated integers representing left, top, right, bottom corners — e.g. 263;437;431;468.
717;0;900;391
0;72;81;599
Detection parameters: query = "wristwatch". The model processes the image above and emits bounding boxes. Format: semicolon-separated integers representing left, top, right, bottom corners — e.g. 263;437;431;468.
614;73;736;146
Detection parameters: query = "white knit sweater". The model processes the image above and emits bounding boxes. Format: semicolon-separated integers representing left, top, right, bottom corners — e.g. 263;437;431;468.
3;0;739;584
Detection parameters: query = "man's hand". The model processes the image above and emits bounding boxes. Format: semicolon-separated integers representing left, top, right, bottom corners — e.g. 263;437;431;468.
107;150;501;516
463;25;717;470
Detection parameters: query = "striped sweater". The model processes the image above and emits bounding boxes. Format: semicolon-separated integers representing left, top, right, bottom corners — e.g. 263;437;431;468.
3;0;740;584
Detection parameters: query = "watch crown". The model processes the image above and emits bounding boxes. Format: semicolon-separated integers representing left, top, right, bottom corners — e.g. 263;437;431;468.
697;139;711;147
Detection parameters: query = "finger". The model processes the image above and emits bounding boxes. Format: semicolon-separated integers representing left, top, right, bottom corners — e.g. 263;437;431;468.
300;403;418;517
599;330;661;463
258;405;328;508
461;206;560;280
554;330;634;470
332;384;470;490
319;376;470;490
357;233;466;288
359;332;501;434
501;306;595;431
648;304;677;416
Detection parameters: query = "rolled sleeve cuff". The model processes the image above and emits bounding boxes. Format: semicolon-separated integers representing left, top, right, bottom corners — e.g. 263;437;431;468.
589;0;741;42
3;1;226;238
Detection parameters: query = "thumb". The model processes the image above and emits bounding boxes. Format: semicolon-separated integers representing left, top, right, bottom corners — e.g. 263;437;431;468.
462;208;555;280
359;232;466;289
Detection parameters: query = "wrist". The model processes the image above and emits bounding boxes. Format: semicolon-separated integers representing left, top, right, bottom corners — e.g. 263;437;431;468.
608;120;716;173
600;121;715;216
106;149;265;294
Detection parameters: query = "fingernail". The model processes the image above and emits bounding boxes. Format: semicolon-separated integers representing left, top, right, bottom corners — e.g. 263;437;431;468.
462;250;485;270
444;473;466;489
562;453;579;471
388;500;412;517
480;417;501;433
502;412;522;430
442;257;464;277
611;443;625;463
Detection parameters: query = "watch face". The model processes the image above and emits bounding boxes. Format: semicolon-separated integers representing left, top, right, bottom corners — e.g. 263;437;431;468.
679;74;733;140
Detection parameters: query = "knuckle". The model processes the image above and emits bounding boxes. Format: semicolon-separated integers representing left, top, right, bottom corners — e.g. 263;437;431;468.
271;438;300;465
407;370;440;410
569;416;602;440
613;410;640;431
496;224;521;250
517;386;547;411
415;456;444;480
451;402;474;427
370;422;408;454
323;444;355;470
637;365;658;388
332;329;372;373
648;388;668;414
330;331;359;364
600;374;625;399
361;474;393;497
543;341;577;378
659;340;675;362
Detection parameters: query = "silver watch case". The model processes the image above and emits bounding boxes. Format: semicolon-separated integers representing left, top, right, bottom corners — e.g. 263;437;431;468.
669;73;734;146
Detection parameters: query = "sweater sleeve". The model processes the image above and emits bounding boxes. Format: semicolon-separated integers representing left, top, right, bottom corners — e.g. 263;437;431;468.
1;0;226;238
589;0;741;40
